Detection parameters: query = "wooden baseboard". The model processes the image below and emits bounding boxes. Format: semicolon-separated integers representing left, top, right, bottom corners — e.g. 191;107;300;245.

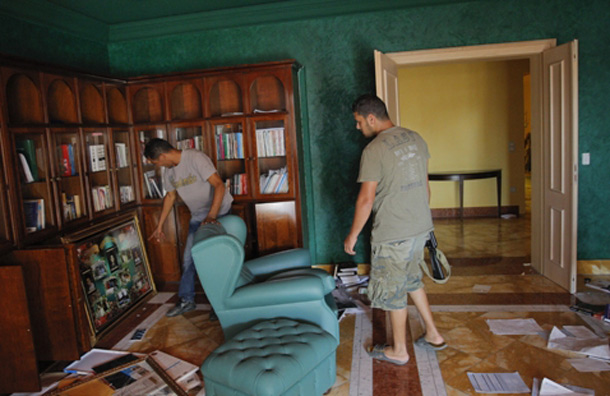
431;206;519;219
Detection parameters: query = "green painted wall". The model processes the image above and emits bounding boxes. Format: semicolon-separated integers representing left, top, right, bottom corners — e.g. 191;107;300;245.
106;0;610;264
0;14;109;75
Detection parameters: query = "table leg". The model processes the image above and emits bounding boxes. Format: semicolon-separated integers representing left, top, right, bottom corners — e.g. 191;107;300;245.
459;177;464;219
496;172;502;217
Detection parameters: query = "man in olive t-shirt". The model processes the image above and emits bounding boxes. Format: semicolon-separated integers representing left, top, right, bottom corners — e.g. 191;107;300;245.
344;94;446;366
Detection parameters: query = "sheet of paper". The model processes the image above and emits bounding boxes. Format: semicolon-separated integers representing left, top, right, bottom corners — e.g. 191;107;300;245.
63;348;145;374
547;326;610;360
486;318;544;335
473;284;492;293
567;357;610;372
538;377;594;395
467;372;530;393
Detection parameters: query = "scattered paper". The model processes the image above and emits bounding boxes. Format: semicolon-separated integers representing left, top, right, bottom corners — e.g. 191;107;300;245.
486;318;544;335
547;326;610;360
473;284;492;293
567;357;610;372
63;348;144;375
537;377;594;395
467;372;530;393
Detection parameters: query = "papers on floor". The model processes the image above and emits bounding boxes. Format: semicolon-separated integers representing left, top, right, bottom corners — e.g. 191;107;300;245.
62;348;201;392
567;358;610;372
547;325;610;360
467;372;530;393
532;377;594;395
149;350;201;391
473;284;492;293
64;348;145;375
486;318;544;335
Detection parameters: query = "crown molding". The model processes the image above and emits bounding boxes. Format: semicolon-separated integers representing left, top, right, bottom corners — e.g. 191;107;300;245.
0;0;108;44
108;0;456;42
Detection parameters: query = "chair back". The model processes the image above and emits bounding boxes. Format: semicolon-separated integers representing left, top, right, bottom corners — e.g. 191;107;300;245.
191;224;246;311
218;215;247;245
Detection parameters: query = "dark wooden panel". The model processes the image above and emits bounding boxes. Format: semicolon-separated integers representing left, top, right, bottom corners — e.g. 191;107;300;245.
141;205;181;283
0;265;40;393
255;201;297;255
13;248;81;361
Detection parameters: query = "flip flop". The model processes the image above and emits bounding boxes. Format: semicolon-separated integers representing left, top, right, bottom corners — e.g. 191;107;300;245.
366;344;410;366
415;335;447;351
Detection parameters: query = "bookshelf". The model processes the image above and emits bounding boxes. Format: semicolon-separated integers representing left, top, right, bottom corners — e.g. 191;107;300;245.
0;56;304;392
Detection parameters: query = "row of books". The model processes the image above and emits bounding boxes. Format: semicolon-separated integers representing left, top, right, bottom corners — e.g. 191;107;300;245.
176;136;204;151
216;132;244;160
115;143;129;168
58;143;77;177
225;173;248;196
23;198;45;233
16;139;39;183
89;144;107;172
259;167;288;194
144;170;164;199
120;185;135;204
256;128;285;157
92;185;113;212
61;192;82;221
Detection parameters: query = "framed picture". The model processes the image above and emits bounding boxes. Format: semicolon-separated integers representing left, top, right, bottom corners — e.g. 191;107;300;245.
63;213;155;336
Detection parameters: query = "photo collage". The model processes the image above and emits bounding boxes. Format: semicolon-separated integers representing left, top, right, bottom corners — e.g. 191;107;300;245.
76;219;154;334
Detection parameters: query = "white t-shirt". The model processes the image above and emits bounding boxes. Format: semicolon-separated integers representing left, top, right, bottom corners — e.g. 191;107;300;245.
163;150;233;221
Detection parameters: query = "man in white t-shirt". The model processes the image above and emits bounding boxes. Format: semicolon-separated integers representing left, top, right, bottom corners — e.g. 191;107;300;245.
145;138;233;317
344;94;445;366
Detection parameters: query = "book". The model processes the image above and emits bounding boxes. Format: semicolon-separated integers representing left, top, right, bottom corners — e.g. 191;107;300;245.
60;144;72;176
17;152;34;183
148;350;200;391
16;139;38;181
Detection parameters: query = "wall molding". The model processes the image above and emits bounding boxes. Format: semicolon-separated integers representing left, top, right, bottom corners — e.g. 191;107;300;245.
0;0;108;44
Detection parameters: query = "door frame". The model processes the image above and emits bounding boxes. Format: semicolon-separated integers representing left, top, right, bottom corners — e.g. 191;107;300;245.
376;39;569;286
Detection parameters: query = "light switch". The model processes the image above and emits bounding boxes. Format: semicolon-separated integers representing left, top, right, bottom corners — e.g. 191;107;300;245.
582;153;590;165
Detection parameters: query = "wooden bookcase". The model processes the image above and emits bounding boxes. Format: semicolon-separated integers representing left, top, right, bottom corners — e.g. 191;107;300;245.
0;56;304;392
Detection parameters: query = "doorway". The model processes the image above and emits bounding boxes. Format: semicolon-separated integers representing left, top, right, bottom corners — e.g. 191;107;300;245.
375;39;579;292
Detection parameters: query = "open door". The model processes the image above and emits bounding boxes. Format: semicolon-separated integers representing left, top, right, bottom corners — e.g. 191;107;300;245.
541;40;578;293
374;49;400;125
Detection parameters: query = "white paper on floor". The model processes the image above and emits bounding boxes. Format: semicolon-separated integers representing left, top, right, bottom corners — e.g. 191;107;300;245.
486;318;544;335
467;372;530;393
473;284;492;293
567;357;610;372
534;377;595;395
547;326;610;360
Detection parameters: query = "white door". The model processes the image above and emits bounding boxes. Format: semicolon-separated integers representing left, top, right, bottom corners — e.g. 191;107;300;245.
541;40;579;292
374;49;400;125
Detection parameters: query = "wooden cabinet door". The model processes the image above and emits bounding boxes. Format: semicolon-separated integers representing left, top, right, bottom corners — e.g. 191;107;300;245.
0;265;40;393
140;205;181;284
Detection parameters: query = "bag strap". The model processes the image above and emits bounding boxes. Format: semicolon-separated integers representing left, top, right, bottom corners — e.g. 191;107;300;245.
420;248;451;284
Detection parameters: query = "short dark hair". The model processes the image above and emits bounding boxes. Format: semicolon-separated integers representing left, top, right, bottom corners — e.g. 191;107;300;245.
352;94;390;121
144;138;174;160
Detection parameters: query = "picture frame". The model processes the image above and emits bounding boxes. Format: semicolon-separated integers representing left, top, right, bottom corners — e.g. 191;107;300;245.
62;213;155;337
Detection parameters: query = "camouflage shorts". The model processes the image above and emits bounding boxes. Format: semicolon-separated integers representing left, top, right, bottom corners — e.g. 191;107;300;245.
367;233;428;310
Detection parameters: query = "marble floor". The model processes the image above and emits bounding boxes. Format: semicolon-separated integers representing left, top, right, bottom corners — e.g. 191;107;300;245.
30;214;610;395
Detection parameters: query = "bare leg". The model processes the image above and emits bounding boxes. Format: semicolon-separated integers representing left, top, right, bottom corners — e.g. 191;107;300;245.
408;287;444;344
381;307;410;363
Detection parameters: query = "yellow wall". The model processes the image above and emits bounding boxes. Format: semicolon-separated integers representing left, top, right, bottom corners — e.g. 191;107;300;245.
398;60;530;213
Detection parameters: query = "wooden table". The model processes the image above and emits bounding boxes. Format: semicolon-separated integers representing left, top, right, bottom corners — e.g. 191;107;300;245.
428;169;502;218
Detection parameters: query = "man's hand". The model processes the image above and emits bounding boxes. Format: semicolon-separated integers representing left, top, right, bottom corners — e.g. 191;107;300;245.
148;227;166;243
344;233;358;255
202;216;219;225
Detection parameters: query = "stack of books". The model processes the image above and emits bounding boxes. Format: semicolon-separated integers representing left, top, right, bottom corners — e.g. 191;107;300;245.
259;166;288;194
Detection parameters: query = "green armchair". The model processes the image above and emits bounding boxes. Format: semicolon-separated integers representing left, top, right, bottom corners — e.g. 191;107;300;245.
191;215;339;341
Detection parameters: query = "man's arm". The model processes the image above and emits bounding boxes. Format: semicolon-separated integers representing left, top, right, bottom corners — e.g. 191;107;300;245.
149;189;177;242
344;181;377;255
203;172;226;224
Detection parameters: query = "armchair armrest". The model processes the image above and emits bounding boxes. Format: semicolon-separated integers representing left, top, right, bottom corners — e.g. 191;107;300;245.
244;248;311;278
226;276;325;309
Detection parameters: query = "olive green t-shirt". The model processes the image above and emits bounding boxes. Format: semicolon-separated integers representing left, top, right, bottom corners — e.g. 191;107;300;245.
358;126;433;243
